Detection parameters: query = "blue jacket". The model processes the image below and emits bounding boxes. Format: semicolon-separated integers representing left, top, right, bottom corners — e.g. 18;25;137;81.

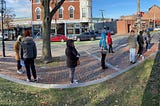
99;31;108;50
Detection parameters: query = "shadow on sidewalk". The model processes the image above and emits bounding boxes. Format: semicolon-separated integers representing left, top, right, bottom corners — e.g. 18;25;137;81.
141;42;160;106
0;57;15;63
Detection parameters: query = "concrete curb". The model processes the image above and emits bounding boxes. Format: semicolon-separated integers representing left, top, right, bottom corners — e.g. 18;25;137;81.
0;52;157;89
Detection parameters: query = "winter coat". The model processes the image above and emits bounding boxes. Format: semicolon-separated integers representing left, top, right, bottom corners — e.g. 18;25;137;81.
99;30;108;50
20;37;37;59
137;34;144;45
65;40;80;68
107;32;112;45
145;34;151;44
14;36;22;60
128;35;137;48
14;41;21;60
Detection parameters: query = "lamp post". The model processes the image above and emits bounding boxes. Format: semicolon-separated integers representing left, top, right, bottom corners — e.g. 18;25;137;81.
0;0;6;57
137;0;141;33
99;9;105;28
29;0;34;37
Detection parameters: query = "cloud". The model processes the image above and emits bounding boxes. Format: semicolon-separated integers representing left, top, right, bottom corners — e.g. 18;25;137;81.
6;0;20;3
5;0;31;18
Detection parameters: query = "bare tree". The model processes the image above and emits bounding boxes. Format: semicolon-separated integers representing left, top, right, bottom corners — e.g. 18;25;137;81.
3;8;16;30
40;0;65;63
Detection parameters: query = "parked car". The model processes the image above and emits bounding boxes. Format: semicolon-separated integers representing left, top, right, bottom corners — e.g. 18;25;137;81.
106;30;115;35
0;34;8;40
154;26;160;31
50;34;68;42
67;34;77;40
94;31;101;40
146;27;154;31
76;32;96;41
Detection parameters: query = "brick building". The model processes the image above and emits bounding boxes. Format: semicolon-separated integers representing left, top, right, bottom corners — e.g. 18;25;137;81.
117;5;160;34
31;0;92;37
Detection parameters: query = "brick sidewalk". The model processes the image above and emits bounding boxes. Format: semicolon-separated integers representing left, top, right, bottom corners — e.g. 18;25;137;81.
0;42;158;85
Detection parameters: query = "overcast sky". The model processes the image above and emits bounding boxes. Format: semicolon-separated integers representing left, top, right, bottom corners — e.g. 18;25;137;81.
5;0;160;19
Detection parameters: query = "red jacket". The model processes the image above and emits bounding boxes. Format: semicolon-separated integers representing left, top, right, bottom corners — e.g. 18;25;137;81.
107;32;112;45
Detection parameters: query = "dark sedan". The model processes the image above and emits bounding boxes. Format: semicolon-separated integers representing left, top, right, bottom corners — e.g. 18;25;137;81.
76;32;96;41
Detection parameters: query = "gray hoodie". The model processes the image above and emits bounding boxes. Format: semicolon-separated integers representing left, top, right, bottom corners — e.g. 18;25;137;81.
20;37;37;59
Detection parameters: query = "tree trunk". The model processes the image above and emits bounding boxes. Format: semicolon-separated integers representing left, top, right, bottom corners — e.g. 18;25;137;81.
41;0;52;63
41;18;52;63
40;0;65;63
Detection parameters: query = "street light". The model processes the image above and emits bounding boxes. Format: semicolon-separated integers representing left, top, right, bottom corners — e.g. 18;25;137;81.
0;0;6;57
99;9;105;28
30;0;34;37
137;0;141;33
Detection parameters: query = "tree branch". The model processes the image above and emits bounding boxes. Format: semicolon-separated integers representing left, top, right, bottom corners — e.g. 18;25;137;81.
50;0;65;18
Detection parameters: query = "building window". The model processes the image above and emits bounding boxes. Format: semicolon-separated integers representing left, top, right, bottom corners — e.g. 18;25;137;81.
69;7;74;19
36;0;40;3
59;7;63;19
75;29;80;34
36;8;41;20
82;8;86;18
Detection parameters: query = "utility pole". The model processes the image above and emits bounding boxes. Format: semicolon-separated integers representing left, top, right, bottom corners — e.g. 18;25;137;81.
99;10;105;28
0;0;6;57
31;0;34;37
137;0;141;33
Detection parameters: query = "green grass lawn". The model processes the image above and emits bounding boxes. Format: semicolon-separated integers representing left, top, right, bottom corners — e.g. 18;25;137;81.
0;53;160;106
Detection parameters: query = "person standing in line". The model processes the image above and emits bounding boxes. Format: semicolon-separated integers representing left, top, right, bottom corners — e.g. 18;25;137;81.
128;30;137;64
145;31;151;51
137;31;144;60
99;28;108;69
65;39;80;84
14;35;25;74
107;32;114;53
20;31;38;82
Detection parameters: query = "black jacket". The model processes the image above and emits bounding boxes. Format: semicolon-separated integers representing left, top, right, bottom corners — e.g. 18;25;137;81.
137;34;144;45
65;46;79;68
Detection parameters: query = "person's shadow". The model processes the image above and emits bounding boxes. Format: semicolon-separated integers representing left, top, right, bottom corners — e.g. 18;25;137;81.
141;39;160;106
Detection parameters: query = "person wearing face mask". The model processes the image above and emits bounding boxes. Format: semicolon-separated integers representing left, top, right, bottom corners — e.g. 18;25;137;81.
65;39;80;84
99;27;108;69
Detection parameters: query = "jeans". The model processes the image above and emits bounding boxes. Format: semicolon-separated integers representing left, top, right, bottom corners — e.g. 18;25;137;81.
109;44;113;53
101;53;106;68
138;44;144;55
146;42;151;50
129;48;136;62
70;67;75;83
17;60;22;70
24;58;37;80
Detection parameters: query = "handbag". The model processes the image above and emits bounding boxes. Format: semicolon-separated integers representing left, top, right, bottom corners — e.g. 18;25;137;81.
77;59;80;65
20;59;25;67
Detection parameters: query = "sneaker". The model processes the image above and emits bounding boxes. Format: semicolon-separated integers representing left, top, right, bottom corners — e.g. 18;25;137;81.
26;79;31;82
21;69;25;74
102;66;108;69
34;77;39;82
73;80;78;84
17;70;23;74
140;55;144;60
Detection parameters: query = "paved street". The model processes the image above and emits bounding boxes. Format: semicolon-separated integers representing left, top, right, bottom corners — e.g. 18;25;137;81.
0;33;159;88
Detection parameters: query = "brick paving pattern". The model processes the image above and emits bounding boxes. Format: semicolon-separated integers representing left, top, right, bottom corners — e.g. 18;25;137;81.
0;33;159;85
0;43;158;84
